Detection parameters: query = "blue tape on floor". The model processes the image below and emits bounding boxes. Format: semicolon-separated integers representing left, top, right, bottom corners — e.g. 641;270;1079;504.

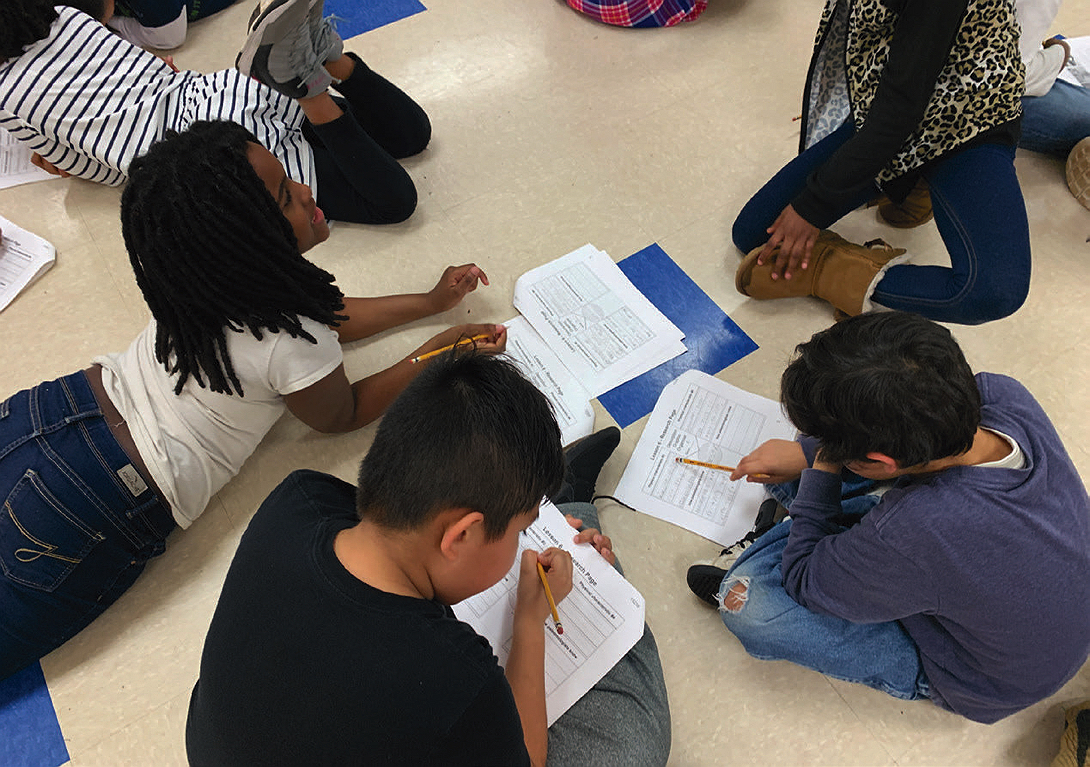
323;0;426;37
598;243;758;428
0;663;69;767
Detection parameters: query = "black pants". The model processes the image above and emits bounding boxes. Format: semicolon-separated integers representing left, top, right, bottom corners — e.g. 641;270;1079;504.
304;53;431;225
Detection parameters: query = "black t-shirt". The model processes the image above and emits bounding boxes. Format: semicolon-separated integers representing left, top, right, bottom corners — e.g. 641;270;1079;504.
185;470;530;766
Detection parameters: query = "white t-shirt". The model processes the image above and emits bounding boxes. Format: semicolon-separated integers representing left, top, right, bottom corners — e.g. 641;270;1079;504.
1016;0;1067;96
94;317;343;528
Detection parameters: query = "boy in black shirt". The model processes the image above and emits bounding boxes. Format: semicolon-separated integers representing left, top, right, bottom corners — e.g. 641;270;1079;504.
186;353;670;766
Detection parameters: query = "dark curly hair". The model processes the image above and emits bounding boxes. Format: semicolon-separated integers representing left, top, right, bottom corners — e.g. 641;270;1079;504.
1;1;109;62
781;312;981;467
121;121;347;397
1;0;57;61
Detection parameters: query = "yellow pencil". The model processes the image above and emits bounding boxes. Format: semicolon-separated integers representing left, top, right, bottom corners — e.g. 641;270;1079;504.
675;456;770;479
536;561;563;635
410;333;491;364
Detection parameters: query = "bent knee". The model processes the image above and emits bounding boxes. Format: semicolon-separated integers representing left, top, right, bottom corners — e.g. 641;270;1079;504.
369;180;418;224
956;280;1030;324
393;115;431;159
718;575;750;615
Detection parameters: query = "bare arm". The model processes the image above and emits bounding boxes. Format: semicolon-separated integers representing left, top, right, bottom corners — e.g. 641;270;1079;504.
334;264;489;343
284;323;506;433
506;548;573;767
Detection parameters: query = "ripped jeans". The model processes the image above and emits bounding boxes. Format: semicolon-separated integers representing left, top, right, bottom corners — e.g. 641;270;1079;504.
715;477;931;701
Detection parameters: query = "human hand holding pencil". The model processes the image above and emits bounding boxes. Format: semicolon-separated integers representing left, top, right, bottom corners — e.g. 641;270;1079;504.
726;438;810;484
409;323;507;364
514;548;572;634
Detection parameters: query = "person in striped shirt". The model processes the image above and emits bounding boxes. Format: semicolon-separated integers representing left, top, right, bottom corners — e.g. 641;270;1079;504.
0;0;429;224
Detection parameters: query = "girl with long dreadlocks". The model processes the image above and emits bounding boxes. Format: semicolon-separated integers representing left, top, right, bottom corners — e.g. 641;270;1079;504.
0;120;504;680
1;0;428;224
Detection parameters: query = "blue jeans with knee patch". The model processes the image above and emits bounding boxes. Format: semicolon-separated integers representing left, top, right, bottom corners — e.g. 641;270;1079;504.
716;478;931;701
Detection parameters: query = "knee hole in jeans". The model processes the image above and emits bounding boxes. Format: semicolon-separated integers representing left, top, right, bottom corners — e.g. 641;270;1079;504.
718;575;750;614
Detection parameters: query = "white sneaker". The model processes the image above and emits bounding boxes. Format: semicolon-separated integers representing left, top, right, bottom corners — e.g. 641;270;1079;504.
236;0;332;99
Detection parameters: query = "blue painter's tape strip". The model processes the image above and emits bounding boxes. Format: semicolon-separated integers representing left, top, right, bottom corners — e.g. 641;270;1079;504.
323;0;426;37
598;243;758;427
0;662;69;767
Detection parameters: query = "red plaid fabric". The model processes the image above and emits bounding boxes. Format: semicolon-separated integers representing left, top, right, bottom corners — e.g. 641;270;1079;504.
566;0;707;27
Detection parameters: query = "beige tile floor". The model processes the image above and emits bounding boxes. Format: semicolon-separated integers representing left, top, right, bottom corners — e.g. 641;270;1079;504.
2;0;1089;764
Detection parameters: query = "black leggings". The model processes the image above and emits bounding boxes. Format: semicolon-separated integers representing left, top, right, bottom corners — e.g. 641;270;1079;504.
304;53;431;225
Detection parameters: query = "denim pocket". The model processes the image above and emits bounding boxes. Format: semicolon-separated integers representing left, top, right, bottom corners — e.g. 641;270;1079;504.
0;470;105;592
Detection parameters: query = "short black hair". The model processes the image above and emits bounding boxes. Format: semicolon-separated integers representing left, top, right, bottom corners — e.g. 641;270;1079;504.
356;353;564;540
780;312;981;467
121;121;345;396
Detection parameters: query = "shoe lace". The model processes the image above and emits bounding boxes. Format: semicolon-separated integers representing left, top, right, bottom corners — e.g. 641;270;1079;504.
720;528;761;557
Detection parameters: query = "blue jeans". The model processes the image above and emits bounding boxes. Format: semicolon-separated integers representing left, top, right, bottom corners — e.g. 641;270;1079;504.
0;372;175;680
716;478;931;702
1021;79;1090;158
733;122;1031;325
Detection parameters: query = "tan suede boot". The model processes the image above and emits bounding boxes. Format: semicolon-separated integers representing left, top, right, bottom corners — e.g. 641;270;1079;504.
871;178;933;228
1051;700;1090;767
736;230;909;317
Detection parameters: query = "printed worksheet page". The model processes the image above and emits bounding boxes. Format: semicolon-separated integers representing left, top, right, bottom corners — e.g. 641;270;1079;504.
452;500;645;726
502;315;595;446
0;131;56;190
0;215;55;311
615;370;797;547
513;244;685;398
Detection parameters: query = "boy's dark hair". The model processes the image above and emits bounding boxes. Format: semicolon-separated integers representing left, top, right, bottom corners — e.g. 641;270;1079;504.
121;120;346;397
1;0;57;61
356;353;564;541
781;312;981;467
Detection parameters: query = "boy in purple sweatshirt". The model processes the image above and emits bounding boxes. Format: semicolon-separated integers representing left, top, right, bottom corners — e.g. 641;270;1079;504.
687;312;1090;723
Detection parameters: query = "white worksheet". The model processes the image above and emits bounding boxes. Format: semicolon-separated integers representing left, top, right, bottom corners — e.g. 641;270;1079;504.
0;215;55;311
615;370;797;547
452;500;645;726
1059;36;1090;88
513;244;685;398
0;131;57;189
503;315;595;446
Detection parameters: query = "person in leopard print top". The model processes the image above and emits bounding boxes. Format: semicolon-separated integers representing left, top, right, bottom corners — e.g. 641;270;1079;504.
732;0;1030;326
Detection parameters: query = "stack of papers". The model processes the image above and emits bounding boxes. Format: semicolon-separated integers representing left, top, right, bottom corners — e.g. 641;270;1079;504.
452;500;645;725
505;244;686;444
0;215;56;311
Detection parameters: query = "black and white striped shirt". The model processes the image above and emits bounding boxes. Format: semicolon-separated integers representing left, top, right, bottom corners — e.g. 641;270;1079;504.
0;6;315;190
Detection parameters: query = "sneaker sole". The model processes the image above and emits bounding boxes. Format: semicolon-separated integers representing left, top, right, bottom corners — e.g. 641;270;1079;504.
236;0;310;77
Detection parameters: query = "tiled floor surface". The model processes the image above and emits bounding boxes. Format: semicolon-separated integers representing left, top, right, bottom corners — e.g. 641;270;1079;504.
1;0;1088;764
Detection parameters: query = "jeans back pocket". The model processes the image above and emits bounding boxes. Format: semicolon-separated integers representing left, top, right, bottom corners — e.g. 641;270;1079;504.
0;470;105;592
